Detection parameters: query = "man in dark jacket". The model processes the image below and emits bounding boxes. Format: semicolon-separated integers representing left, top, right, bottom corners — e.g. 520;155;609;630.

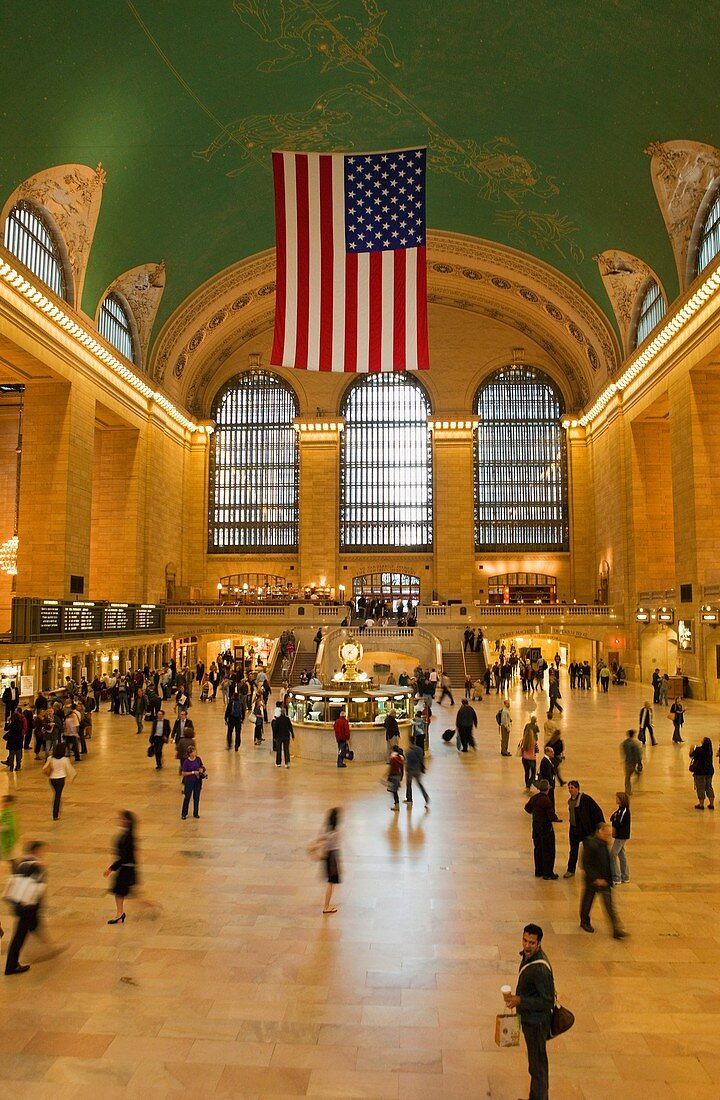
272;706;294;768
148;711;171;769
225;692;245;751
525;779;560;879
503;923;555;1100
455;699;477;752
404;740;429;806
534;746;557;805
580;822;627;937
564;781;604;877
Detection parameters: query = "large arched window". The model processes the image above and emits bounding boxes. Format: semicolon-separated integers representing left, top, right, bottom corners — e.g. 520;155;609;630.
474;366;568;551
340;374;432;549
697;186;720;275
632;280;665;348
3;200;70;301
98;292;138;363
208;370;299;552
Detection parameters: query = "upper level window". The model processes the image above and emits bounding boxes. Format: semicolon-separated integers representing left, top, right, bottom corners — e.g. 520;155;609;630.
3;200;69;301
98;292;137;363
697;187;720;275
475;366;568;551
208;371;299;553
340;374;432;550
633;280;665;348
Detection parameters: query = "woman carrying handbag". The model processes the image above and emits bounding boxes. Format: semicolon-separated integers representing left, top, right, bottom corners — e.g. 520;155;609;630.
42;743;76;820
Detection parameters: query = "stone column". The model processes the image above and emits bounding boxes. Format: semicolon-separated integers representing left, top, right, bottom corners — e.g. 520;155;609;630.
296;419;342;590
566;425;595;602
429;419;477;603
16;380;94;599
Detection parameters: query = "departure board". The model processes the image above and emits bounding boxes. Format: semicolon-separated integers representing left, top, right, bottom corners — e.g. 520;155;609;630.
12;599;166;642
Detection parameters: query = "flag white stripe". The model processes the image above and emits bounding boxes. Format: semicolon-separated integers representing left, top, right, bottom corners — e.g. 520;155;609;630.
331;156;346;374
356;253;370;373
381;251;394;370
305;154;321;370
405;247;418;370
282;155;298;367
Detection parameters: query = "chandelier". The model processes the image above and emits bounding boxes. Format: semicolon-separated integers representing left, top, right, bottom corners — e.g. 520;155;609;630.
0;535;18;576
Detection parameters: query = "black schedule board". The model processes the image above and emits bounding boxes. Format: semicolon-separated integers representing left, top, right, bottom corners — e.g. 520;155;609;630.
12;599;165;643
103;605;132;632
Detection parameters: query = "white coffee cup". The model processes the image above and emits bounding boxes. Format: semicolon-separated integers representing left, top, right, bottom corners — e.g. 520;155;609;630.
501;984;512;996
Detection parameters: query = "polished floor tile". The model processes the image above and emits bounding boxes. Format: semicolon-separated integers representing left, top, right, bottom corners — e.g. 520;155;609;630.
1;676;718;1097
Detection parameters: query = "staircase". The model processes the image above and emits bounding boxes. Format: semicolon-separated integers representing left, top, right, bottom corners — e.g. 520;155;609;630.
270;644;301;686
440;651;467;693
464;647;487;683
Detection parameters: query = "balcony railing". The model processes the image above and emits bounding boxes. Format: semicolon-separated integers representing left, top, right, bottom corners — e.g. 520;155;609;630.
165;602;615;624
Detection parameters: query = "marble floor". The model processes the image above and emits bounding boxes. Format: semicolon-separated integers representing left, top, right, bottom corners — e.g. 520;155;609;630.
1;675;718;1100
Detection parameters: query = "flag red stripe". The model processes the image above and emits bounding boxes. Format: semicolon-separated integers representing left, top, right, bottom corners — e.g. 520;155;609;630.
393;250;406;371
344;252;358;372
271;152;286;366
294;155;310;370
318;155;334;372
416;245;429;369
368;251;383;372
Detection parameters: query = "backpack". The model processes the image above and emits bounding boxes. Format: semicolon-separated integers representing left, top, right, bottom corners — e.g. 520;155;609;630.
231;697;243;719
496;709;503;726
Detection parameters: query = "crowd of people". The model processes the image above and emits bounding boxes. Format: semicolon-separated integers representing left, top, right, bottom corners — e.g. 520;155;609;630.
0;644;713;1100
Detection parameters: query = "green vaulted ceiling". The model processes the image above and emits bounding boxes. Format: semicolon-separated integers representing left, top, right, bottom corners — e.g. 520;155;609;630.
1;0;719;342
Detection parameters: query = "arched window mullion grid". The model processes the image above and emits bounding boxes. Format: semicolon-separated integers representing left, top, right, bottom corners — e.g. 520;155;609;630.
340;374;432;550
208;371;299;553
474;366;568;552
3;200;68;301
98;292;137;364
633;280;665;348
698;187;720;275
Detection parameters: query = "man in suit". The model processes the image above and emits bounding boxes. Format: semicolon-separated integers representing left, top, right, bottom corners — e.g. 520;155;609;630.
525;779;560;879
639;701;656;745
535;745;557;805
580;823;628;938
172;709;194;743
149;710;171;769
564;781;604;877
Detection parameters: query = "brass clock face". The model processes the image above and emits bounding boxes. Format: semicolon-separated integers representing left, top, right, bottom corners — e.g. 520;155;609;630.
339;641;362;664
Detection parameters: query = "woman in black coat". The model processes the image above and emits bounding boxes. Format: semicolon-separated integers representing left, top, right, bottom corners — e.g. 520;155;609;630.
104;810;137;924
690;737;715;809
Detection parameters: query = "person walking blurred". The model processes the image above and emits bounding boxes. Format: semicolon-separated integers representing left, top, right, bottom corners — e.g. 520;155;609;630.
621;730;642;796
404;740;430;807
690;737;715;809
564;781;604;878
386;745;404;810
4;840;48;975
580;823;627;937
42;743;76;820
104;810;137;924
638;701;656;746
314;806;342;915
455;698;477;753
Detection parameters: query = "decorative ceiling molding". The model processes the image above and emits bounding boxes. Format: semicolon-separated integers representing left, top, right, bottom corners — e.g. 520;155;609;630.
646;139;720;290
150;250;275;390
96;262;166;370
0;163;105;311
594;250;666;356
152;231;619;412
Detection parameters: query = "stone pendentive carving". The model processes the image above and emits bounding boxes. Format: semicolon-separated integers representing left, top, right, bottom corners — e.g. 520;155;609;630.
98;262;166;369
594;250;666;356
1;163;106;309
646;140;720;288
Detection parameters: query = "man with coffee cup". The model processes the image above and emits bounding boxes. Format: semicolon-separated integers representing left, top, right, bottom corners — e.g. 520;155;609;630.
503;923;555;1100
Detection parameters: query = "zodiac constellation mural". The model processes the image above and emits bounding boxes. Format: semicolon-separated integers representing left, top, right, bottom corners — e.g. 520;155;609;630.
127;0;584;264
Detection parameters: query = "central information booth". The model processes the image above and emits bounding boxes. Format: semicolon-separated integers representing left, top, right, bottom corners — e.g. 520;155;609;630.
287;686;414;762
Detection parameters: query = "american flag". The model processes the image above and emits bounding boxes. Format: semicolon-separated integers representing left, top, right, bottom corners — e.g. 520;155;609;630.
271;147;429;373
